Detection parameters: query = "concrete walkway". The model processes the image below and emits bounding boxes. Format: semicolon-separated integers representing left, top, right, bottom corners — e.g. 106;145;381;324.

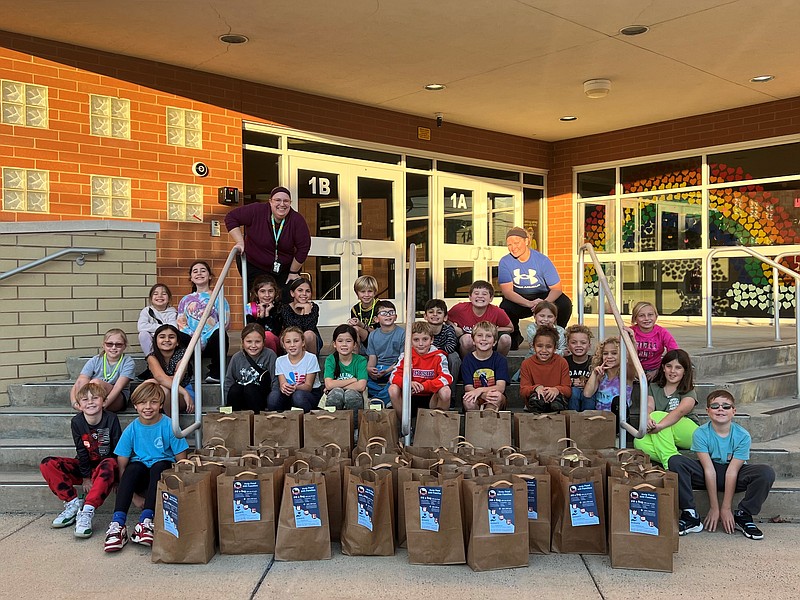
3;513;797;600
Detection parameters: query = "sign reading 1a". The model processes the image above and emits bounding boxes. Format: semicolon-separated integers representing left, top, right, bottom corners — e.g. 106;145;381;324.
298;169;339;198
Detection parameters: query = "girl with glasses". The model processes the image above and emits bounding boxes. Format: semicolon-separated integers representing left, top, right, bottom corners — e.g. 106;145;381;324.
70;328;135;412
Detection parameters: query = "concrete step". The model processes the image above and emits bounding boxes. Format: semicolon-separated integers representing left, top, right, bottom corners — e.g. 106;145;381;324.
692;396;800;442
65;355;149;380
695;366;798;404
692;343;796;379
7;381;223;407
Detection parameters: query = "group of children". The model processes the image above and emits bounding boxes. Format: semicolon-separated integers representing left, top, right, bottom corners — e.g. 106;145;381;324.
46;268;775;551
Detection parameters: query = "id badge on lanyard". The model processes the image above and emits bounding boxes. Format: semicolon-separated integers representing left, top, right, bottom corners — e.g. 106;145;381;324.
272;215;285;274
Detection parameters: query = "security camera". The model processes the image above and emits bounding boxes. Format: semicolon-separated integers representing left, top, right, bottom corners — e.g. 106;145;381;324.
435;113;444;127
192;162;209;177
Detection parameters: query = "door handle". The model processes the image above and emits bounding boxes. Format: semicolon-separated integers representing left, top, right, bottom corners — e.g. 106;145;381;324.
351;240;363;256
335;241;346;255
472;247;481;260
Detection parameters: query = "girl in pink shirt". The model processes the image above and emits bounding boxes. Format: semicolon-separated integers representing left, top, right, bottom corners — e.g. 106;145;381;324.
626;302;678;380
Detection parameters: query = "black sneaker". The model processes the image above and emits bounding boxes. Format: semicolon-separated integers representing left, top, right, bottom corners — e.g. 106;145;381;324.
205;373;220;384
734;510;764;540
678;510;704;536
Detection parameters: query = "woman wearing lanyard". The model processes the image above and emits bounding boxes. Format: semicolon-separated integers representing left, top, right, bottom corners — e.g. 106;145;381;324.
225;186;312;301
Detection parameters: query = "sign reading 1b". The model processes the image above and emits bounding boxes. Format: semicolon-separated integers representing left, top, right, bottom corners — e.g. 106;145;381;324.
298;169;339;198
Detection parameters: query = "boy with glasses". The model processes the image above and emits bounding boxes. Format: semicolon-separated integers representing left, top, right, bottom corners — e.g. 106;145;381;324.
366;300;405;406
667;390;775;539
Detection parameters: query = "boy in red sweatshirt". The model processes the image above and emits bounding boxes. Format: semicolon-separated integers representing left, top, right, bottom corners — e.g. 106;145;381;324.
388;321;453;421
519;325;571;413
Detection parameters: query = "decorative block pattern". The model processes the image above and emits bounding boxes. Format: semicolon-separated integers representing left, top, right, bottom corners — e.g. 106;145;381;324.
1;79;48;128
90;176;131;217
166;106;202;148
2;167;49;213
167;182;203;222
89;94;130;139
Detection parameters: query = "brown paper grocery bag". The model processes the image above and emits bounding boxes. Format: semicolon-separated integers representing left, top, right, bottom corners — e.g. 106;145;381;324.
404;473;465;565
413;409;462;448
152;471;216;564
274;464;331;561
515;413;567;453
216;463;284;554
202;411;254;451
565;411;616;450
357;410;399;452
189;439;241;460
340;467;395;556
290;452;349;542
465;475;529;571
253;411;303;449
549;465;606;555
172;458;226;533
464;410;513;450
493;461;551;555
303;410;353;453
610;482;674;572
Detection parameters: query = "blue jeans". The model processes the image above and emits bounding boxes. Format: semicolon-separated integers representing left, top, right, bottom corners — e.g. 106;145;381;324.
367;377;391;406
267;387;322;412
568;387;596;411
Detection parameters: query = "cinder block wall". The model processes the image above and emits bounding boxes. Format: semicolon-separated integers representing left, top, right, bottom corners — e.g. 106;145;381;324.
0;221;158;405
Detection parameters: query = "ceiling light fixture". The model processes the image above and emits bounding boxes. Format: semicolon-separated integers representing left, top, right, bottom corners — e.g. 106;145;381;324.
584;79;612;99
619;25;649;36
424;83;446;91
219;34;249;44
750;75;774;83
560;116;577;122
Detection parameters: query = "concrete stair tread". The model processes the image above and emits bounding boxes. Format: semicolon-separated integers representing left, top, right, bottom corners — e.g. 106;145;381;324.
696;365;797;385
753;430;800;452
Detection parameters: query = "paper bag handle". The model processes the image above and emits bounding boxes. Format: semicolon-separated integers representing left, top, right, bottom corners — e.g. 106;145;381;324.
162;473;185;491
632;483;657;490
373;463;394;470
490;479;514;487
586;415;608;421
366;440;388;453
174;459;198;472
204;436;227;447
288;459;311;473
355;452;374;466
264;413;286;420
234;471;259;478
470;462;494;477
495;445;516;458
504;453;529;466
313;414;336;420
557;437;577;448
323;442;342;457
239;453;263;467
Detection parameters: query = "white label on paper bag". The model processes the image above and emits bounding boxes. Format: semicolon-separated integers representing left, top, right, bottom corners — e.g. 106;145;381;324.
357;484;374;531
233;479;261;523
526;478;538;520
488;487;515;534
162;491;179;538
292;484;322;528
569;482;600;526
629;490;659;536
419;486;441;532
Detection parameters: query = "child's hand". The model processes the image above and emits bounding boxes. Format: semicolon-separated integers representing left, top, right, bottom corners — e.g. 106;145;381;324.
182;390;194;414
485;389;504;404
176;315;188;329
281;382;296;395
411;381;424;394
82;478;93;494
541;387;558;402
720;507;735;534
463;388;482;404
704;507;720;532
347;317;360;327
646;418;658;432
594;364;606;377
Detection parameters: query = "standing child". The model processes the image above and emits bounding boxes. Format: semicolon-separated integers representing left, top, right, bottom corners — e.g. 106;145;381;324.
176;260;230;383
519;325;571;413
448;280;513;356
104;381;189;552
388;321;452;421
366;300;405;405
348;275;380;351
137;283;178;357
424;299;460;394
268;326;324;412
279;277;322;354
627;301;678;380
244;274;282;354
224;323;278;413
460;321;509;411
564;324;595;411
634;349;699;466
324;324;368;412
70;328;135;413
526;301;567;356
147;324;195;417
668;390;775;539
583;336;634;416
41;382;121;538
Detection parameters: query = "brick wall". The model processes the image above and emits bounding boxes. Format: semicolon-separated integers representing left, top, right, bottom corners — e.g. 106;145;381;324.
0;222;158;405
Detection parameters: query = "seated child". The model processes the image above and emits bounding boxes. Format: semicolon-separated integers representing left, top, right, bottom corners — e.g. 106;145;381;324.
268;326;324;412
388;321;453;421
583;336;634;416
626;301;679;381
104;381;189;552
224;323;278;413
279;277;322;354
519;325;571;413
424;299;460;392
244;274;282;354
564;324;595;411
526;301;567;356
668;390;775;539
147;324;195;417
366;300;405;405
137;283;178;356
324;324;368;411
447;280;513;356
40;382;122;538
70;328;135;413
460;321;509;411
348;275;379;351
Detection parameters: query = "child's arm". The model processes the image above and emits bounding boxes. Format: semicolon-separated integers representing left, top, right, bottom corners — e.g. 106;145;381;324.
583;367;603;397
137;306;157;335
104;374;131;409
420;354;452;394
70;374;90;408
650;397;695;433
519;360;537;398
147;355;175;389
296;372;316;391
116;455;129;481
720;459;744;534
71;417;93;480
555;360;572;397
697;452;721;531
174;450;188;462
660;326;679;352
278;373;295;396
367;354;381;379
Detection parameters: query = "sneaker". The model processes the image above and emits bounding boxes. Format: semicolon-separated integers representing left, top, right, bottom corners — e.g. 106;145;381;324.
104;522;128;552
204;373;220;384
678;510;704;536
74;508;94;538
734;511;764;540
131;518;154;546
51;497;83;528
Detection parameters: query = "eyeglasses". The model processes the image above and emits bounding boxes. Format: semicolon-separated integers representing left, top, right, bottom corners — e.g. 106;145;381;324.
708;403;733;410
271;198;292;204
377;310;396;317
104;342;125;348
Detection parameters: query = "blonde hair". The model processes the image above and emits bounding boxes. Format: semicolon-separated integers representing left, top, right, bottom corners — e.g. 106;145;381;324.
565;324;593;341
280;326;304;342
354;275;378;294
101;328;128;354
131;380;165;406
631;301;658;324
411;321;432;337
472;320;498;340
591;336;620;370
76;382;108;402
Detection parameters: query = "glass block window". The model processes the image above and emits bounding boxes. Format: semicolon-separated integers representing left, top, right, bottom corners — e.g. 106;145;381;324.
167;182;203;222
166;107;202;148
90;95;130;139
1;80;48;128
91;176;131;217
2;167;49;212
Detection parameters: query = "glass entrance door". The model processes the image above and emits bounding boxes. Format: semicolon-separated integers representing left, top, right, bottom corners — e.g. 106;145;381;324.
290;157;404;325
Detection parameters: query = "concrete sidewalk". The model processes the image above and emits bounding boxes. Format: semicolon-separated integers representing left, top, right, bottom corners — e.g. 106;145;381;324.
3;513;798;600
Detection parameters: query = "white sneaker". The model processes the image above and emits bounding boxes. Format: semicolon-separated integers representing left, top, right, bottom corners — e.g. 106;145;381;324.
74;508;94;538
52;497;83;528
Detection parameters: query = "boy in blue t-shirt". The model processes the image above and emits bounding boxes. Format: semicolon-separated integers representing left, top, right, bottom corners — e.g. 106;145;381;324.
668;390;775;539
104;380;189;553
460;321;509;411
366;300;405;405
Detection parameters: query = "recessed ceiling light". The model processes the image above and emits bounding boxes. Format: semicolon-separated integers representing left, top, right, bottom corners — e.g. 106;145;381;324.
750;75;774;83
619;25;649;36
219;34;249;44
560;116;578;122
424;83;446;91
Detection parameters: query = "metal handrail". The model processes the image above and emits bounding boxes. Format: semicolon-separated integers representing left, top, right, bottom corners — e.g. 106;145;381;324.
577;243;648;443
771;252;800;342
401;244;416;442
0;247;105;281
171;246;240;445
706;246;800;397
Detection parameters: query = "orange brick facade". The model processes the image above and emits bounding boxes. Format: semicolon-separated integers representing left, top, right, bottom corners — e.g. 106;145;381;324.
3;31;800;319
